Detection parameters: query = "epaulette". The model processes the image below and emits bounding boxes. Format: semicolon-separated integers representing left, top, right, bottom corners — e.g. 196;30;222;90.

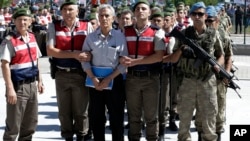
5;32;15;40
149;24;159;30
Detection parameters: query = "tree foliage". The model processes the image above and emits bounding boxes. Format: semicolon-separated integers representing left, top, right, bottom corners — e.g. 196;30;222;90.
165;0;219;7
0;0;11;8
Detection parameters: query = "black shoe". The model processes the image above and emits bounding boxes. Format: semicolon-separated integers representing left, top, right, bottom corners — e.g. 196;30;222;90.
77;135;84;141
169;115;178;131
125;123;130;129
221;127;225;133
159;125;165;136
142;123;146;130
65;137;73;141
216;133;221;141
198;132;201;141
169;121;178;131
158;135;165;141
84;130;93;140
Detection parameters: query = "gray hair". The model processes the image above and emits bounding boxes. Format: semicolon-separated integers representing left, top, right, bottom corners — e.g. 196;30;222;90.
98;4;115;16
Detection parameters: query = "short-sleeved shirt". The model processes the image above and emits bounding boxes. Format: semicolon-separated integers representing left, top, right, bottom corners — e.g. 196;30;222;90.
46;18;93;47
82;28;128;74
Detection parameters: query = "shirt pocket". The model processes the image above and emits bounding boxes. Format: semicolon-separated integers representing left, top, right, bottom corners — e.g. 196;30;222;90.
107;46;118;62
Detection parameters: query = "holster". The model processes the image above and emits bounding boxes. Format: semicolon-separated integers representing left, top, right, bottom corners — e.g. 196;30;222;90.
49;58;57;79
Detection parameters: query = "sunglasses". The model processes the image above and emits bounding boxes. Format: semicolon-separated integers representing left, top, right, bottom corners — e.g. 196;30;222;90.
205;19;215;23
191;12;205;17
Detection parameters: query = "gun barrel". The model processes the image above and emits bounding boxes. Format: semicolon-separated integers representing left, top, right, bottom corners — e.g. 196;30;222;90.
169;27;241;98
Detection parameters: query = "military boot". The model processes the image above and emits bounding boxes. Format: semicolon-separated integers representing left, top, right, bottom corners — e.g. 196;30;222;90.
76;135;84;141
198;132;201;141
65;137;73;141
216;133;221;141
169;115;178;131
158;126;165;141
84;129;93;140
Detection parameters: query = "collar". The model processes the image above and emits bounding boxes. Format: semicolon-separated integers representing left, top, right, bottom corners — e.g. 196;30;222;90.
134;22;150;30
133;22;151;34
60;18;80;28
96;28;113;38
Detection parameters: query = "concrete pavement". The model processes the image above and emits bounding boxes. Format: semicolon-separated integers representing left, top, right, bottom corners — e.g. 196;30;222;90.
0;32;250;140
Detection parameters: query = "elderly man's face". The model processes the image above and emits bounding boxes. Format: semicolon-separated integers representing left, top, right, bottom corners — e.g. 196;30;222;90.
98;8;114;29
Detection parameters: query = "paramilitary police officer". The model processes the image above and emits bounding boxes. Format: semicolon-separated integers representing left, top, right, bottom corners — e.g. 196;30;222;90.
0;8;44;141
203;6;233;141
120;0;165;140
163;2;225;141
46;0;93;140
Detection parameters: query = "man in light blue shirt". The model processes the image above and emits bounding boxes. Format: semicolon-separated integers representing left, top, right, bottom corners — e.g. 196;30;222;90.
82;4;128;141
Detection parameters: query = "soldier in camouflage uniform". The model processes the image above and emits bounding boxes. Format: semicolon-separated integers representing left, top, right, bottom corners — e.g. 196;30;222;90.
163;2;225;141
217;5;232;34
203;5;233;141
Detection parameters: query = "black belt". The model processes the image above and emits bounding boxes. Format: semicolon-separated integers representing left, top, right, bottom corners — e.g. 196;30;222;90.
57;68;83;73
14;77;36;85
127;69;159;77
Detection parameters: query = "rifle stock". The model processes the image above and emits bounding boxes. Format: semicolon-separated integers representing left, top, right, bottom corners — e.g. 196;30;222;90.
169;27;241;98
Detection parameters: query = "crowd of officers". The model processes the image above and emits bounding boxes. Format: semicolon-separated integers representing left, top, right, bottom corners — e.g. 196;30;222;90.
0;0;234;141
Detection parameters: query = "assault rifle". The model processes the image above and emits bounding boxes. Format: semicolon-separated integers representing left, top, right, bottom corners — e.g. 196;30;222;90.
169;27;241;98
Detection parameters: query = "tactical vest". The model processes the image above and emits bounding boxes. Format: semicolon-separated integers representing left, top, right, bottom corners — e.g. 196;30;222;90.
10;32;39;82
178;26;217;78
124;25;161;71
54;20;88;68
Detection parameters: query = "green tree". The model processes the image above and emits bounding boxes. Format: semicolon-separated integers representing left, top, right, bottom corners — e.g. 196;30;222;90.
184;0;218;7
0;0;11;8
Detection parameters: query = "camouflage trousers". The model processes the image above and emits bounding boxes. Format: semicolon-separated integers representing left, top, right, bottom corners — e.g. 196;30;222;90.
177;75;218;141
216;80;227;133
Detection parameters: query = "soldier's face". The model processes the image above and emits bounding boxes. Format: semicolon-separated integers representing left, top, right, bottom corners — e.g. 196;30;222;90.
119;13;133;27
90;19;99;30
190;8;207;26
14;16;32;33
61;5;79;22
134;3;151;20
163;16;172;29
152;17;164;28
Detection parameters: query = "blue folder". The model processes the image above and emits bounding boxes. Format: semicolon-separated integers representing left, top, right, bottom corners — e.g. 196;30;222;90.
85;66;113;90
